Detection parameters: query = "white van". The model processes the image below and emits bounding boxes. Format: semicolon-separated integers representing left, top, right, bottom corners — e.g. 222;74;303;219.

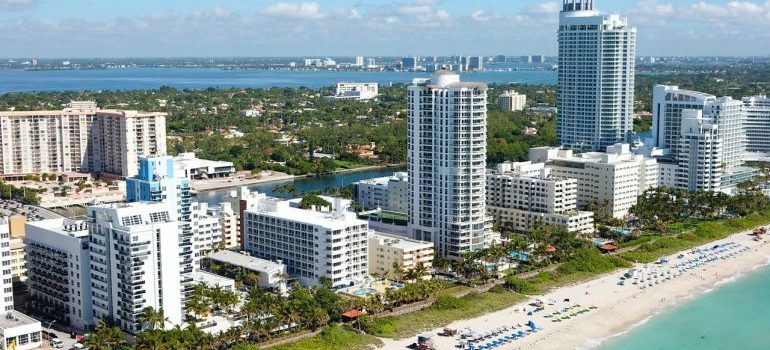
50;338;64;348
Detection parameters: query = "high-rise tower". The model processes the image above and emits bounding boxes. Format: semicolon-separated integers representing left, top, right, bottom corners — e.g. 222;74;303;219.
557;0;637;151
407;71;497;260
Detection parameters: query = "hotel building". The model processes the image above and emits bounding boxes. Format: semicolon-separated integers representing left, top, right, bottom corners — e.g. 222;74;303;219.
241;193;368;288
368;232;434;279
743;96;770;153
486;162;594;234
498;91;527;112
557;0;636;151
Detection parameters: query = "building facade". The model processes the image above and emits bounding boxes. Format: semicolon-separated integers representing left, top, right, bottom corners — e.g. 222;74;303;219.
530;144;658;219
353;172;408;213
25;219;94;330
212;202;239;249
242;195;368;288
88;202;184;333
651;85;716;155
743;96;770;153
9;238;25;283
407;70;497;260
557;0;636;151
326;83;379;101
0;102;166;177
191;202;223;270
498;91;527;112
173;153;235;180
368;232;434;279
486;162;594;234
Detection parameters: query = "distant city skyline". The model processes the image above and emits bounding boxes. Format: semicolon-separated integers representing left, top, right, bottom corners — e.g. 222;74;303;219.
1;0;769;58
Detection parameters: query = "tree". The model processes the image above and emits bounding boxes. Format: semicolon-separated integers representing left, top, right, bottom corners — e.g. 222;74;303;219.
299;194;331;210
86;319;126;350
138;307;168;331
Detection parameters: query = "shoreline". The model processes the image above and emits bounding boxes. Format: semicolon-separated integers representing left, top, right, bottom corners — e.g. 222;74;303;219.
189;164;404;192
379;227;770;350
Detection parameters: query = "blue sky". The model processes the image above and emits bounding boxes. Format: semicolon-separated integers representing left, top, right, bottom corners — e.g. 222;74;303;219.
1;0;769;57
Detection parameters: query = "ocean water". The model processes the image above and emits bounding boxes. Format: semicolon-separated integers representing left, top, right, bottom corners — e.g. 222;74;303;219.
0;68;556;93
600;264;770;350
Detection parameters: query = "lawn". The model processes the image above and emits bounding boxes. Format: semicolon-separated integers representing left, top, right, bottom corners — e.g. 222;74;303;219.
364;288;527;339
263;325;383;350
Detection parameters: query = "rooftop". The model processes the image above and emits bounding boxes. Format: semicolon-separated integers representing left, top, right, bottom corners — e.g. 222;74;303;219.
191;271;235;287
0;311;41;330
370;231;433;251
208;250;285;273
26;218;90;238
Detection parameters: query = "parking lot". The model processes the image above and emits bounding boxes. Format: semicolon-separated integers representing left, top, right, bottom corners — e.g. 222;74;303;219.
0;200;62;221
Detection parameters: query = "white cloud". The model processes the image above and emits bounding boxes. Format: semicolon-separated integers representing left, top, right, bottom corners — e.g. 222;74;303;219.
470;11;501;22
260;2;324;20
1;0;37;10
399;5;432;15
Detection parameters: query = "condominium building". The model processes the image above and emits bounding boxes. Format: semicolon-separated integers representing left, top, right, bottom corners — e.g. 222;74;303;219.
402;57;418;71
241;193;368;288
0;218;42;350
486;162;594;234
557;0;636;151
88;202;184;333
326;82;379;101
0;102;166;178
211;202;239;249
530;143;658;219
25;219;94;330
743;95;770;153
467;56;484;71
675;110;723;191
353;172;408;213
368;232;434;279
9;238;25;283
407;70;498;260
191;202;223;270
498;91;527;112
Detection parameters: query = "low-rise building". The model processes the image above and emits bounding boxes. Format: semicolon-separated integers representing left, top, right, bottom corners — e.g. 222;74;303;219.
25;219;94;330
325;82;379;101
353;172;408;213
368;232;433;279
241;192;368;288
486;162;594;234
498;90;527;112
205;250;286;293
173;152;236;180
530;144;658;219
191;271;236;292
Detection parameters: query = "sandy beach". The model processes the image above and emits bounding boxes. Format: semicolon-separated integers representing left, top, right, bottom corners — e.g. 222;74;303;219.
380;227;770;350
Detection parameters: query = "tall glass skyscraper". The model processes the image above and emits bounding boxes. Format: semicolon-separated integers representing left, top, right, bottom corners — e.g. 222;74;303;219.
557;0;636;151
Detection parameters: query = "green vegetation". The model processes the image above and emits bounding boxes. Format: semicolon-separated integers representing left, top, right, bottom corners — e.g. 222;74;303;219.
0;181;42;205
361;288;526;339
503;276;540;295
299;194;332;210
265;325;383;350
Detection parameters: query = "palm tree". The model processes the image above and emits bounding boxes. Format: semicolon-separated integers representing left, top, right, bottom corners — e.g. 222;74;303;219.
86;319;126;350
138;307;168;331
133;330;166;350
391;261;403;282
412;262;429;280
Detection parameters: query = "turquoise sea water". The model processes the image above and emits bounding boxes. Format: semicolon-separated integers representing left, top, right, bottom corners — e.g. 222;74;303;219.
601;264;770;350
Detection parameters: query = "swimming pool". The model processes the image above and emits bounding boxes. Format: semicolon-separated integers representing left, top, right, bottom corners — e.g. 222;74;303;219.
353;288;377;296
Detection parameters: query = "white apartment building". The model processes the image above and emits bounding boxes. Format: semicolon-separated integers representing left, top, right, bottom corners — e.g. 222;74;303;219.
353;172;408;213
652;86;752;191
326;82;379;101
676;110;723;191
530;143;658;219
652;85;716;155
743;96;770;153
25;219;94;330
368;232;434;279
486;162;594;234
498;91;527;112
557;0;636;151
191;202;223;271
0;218;42;350
0;102;166;178
88;202;184;333
210;202;239;249
407;70;498;261
241;193;368;288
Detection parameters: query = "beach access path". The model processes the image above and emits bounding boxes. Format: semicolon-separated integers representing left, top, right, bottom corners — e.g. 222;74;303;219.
379;227;770;350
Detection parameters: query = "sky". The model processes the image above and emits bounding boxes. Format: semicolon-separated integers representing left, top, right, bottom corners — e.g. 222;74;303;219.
1;0;769;58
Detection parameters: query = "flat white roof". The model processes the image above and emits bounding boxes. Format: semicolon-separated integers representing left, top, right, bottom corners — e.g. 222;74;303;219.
370;231;433;251
0;311;41;330
208;250;284;273
26;218;90;238
191;271;235;287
